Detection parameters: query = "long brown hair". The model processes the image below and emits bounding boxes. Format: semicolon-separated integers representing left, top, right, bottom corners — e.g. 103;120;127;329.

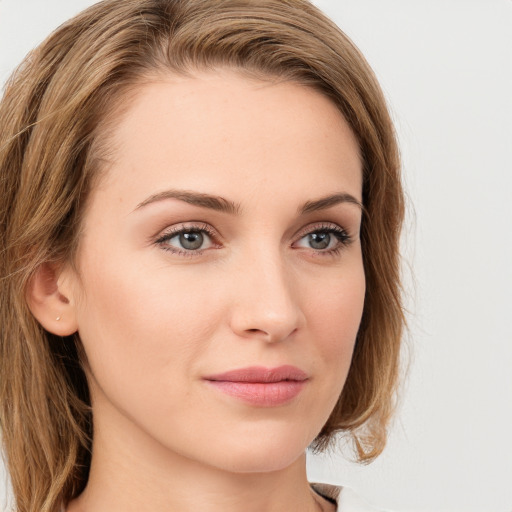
0;1;405;511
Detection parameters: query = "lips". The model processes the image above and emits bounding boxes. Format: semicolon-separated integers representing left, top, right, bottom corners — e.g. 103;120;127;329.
203;365;308;406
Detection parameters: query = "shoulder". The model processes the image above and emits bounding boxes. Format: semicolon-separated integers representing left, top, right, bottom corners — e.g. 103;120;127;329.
311;482;392;512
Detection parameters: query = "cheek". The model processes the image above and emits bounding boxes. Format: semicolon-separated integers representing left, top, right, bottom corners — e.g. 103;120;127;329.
310;263;365;342
288;262;365;441
73;248;221;403
306;263;366;384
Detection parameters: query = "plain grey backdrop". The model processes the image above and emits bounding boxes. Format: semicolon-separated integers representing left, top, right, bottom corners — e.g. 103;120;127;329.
1;1;511;511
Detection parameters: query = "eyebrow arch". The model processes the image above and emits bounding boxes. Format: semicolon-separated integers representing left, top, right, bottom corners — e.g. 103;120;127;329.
134;189;242;215
133;189;363;216
299;193;364;215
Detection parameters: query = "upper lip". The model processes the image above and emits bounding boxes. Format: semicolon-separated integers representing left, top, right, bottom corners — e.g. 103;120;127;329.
204;365;308;383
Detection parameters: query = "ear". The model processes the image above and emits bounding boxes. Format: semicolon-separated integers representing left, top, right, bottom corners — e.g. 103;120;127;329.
26;263;79;336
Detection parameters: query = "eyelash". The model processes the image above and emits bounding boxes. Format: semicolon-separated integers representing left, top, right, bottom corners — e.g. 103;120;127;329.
155;222;218;258
155;222;352;258
297;223;352;257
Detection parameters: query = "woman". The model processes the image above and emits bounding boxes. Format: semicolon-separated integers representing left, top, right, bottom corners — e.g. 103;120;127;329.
0;1;405;511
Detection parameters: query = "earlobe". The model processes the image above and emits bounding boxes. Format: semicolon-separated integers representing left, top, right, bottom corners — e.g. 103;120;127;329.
26;263;79;336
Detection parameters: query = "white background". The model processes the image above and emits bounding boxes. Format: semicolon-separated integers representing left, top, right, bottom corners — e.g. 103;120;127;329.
1;1;511;511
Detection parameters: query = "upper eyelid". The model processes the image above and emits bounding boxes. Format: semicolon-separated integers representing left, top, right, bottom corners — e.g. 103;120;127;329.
155;220;348;235
155;222;217;241
294;221;351;239
154;221;352;249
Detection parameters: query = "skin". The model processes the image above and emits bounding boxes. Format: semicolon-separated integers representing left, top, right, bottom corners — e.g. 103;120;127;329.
33;69;365;512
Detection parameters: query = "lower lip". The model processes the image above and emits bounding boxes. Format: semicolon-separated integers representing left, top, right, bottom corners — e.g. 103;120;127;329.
206;380;306;406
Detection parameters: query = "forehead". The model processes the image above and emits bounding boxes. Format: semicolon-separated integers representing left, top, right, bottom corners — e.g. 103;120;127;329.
92;69;362;210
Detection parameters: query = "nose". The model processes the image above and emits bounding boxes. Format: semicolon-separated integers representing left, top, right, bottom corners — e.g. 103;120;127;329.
228;248;304;343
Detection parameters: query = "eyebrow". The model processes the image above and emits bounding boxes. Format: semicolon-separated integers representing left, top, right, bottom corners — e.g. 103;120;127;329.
133;189;363;215
299;193;363;215
134;190;242;215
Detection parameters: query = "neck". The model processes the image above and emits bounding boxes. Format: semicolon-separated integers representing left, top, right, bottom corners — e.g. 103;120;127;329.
66;397;331;512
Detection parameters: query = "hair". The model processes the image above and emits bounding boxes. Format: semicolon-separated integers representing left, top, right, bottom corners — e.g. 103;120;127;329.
0;1;405;511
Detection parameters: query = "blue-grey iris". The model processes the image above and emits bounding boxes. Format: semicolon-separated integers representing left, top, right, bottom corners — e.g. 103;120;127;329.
180;231;204;250
308;232;330;250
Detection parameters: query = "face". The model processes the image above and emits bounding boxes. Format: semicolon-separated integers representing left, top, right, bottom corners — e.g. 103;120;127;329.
67;69;365;474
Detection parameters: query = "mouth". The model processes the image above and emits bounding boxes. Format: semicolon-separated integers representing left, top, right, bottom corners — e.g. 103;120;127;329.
203;365;308;407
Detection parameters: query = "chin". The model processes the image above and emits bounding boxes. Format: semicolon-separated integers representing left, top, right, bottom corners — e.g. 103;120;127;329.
190;424;315;474
212;448;305;475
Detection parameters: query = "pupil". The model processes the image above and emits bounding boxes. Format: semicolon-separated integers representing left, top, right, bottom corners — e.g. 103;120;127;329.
309;232;330;250
180;231;203;250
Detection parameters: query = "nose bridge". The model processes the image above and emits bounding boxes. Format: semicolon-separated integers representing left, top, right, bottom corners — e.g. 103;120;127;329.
229;244;302;342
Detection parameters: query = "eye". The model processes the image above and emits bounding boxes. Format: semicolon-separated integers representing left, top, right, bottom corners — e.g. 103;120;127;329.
156;224;216;254
294;224;351;253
